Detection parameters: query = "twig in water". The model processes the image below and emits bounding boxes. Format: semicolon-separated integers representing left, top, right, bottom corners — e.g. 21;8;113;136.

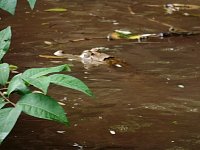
54;37;107;44
128;6;136;15
147;18;187;32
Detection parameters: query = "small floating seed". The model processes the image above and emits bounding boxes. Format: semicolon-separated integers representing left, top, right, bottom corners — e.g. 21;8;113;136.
109;130;116;135
178;85;184;88
56;131;65;134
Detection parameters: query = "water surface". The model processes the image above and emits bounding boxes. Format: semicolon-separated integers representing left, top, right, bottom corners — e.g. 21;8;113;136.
1;0;200;149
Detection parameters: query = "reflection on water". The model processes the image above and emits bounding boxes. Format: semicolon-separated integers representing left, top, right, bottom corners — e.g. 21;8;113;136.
1;0;200;149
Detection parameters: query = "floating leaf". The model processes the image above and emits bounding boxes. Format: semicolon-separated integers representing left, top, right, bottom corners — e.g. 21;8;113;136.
0;26;11;61
7;74;30;96
27;0;36;10
44;8;67;12
9;64;18;71
114;30;132;35
22;76;50;94
0;107;22;144
0;98;8;109
22;64;71;79
0;0;17;15
108;30;157;40
49;74;93;96
16;93;69;126
0;63;10;85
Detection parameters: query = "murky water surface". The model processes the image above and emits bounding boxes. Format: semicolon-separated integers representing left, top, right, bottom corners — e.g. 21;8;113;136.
1;0;200;149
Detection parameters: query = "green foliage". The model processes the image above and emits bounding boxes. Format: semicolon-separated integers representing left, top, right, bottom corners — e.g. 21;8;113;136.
16;93;69;126
0;0;17;15
1;64;93;144
27;0;37;10
50;74;94;96
7;74;30;96
21;64;71;94
0;0;36;15
22;64;71;78
22;76;50;94
0;63;10;85
0;98;8;109
0;107;22;143
0;0;93;145
0;26;11;61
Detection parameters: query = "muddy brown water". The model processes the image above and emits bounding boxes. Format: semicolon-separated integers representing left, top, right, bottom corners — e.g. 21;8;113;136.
1;0;200;149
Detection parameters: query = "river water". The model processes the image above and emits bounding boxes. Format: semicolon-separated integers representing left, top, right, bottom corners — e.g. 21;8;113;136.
1;0;200;149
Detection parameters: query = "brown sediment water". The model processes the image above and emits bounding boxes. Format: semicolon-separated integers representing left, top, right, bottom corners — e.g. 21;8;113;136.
1;0;200;149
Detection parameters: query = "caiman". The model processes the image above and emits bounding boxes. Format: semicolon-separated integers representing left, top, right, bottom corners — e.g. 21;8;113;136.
40;47;128;69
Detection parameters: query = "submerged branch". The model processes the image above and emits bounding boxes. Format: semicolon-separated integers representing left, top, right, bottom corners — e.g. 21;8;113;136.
147;18;187;32
54;37;107;44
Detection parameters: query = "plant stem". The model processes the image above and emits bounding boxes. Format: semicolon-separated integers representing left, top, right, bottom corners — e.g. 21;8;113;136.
0;87;8;91
0;91;16;106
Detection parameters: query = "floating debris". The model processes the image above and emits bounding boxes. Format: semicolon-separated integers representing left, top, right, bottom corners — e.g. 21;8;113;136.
108;29;200;41
177;85;185;88
164;4;180;14
172;121;178;125
58;102;66;106
146;4;200;15
44;8;67;12
167;78;171;81
73;143;83;150
98;116;103;119
74;103;79;106
115;64;122;68
54;50;65;56
56;130;66;134
108;29;157;41
9;64;18;71
109;130;116;135
44;41;52;45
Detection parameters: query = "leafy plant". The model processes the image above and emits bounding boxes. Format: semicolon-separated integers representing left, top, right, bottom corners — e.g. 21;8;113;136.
0;0;36;15
0;0;93;144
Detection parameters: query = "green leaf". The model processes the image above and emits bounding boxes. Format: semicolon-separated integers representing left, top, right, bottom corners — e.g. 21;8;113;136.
49;74;93;96
0;26;11;61
0;98;8;109
0;107;22;144
0;63;10;85
22;64;71;79
44;8;67;12
27;0;36;10
16;93;69;126
7;74;30;96
0;0;17;15
22;76;50;94
9;64;18;71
